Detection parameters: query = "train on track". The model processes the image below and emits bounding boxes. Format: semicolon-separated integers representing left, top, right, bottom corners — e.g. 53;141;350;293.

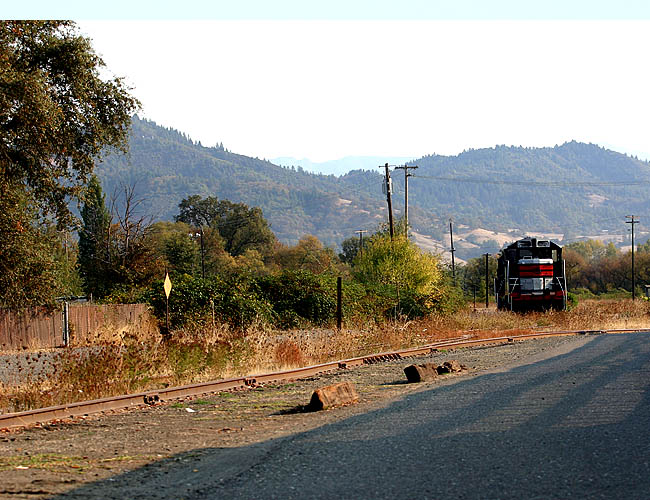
494;237;567;312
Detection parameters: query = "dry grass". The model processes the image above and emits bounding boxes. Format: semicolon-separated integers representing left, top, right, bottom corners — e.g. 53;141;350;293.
2;298;649;414
245;299;650;372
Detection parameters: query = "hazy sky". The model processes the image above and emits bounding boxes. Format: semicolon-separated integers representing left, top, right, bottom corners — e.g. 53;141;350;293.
12;2;650;162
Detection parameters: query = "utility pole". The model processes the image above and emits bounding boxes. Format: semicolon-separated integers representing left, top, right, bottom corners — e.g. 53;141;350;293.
355;229;367;257
199;227;205;279
484;253;490;308
336;277;343;330
449;219;456;286
626;215;639;300
394;164;418;235
380;163;394;240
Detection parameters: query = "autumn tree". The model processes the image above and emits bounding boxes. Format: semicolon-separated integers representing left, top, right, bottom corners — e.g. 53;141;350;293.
78;179;161;299
563;248;587;289
106;183;159;294
565;240;617;261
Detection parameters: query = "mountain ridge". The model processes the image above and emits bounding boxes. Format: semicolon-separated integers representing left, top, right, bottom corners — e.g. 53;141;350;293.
271;156;415;176
95;116;650;259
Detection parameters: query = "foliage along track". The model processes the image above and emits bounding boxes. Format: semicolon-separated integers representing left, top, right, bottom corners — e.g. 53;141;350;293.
1;328;647;430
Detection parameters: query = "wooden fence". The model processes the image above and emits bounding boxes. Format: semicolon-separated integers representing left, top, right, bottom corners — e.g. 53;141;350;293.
0;304;158;350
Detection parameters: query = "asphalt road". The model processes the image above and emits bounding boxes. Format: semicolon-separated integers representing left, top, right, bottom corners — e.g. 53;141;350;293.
56;333;650;499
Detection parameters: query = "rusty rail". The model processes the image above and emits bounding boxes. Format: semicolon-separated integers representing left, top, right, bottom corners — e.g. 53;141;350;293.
0;327;636;429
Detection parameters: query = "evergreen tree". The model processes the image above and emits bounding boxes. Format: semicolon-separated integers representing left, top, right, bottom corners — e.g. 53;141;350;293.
78;176;111;297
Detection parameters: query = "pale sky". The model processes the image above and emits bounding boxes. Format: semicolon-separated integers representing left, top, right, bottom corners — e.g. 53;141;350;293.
11;2;650;162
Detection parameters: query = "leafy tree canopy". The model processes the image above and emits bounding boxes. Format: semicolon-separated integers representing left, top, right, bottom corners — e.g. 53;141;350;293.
273;235;342;274
565;239;618;261
339;235;369;264
354;233;443;296
176;195;276;257
0;21;139;226
0;182;62;309
0;22;138;309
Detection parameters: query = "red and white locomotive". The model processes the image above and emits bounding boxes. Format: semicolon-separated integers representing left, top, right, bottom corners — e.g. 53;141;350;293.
495;237;567;311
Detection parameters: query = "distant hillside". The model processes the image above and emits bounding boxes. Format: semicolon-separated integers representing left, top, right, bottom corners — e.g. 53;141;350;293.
95;117;650;259
402;142;650;240
96;116;387;246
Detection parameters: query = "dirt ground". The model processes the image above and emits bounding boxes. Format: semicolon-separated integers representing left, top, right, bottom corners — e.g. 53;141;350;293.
0;335;585;499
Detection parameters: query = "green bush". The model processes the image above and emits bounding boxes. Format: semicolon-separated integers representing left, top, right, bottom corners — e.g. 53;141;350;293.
143;274;272;329
255;270;337;326
140;264;463;331
567;291;579;310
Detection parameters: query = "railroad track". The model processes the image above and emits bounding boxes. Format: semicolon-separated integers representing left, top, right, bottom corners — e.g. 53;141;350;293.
1;327;647;429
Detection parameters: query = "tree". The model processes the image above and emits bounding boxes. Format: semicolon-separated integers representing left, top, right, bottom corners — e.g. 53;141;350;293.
565;239;615;261
0;181;62;309
164;233;198;276
176;195;276;257
457;254;498;299
339;236;367;264
354;233;444;313
637;240;650;254
0;21;139;225
176;195;220;228
274;235;341;274
78;179;161;299
563;248;587;289
78;175;112;297
106;182;159;293
51;227;83;297
0;21;138;308
146;222;198;277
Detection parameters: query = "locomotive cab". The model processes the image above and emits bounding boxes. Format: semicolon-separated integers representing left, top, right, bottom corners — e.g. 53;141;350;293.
495;237;566;312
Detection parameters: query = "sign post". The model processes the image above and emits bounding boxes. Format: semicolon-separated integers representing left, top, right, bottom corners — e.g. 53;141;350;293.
163;272;172;334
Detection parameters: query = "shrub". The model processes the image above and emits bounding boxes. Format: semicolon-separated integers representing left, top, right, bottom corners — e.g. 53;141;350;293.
143;274;272;329
567;292;579;310
255;270;337;326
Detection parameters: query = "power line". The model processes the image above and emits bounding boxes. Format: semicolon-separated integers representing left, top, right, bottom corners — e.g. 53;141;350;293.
413;174;650;187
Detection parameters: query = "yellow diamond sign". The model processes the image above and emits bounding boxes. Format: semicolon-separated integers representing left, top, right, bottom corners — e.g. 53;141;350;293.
163;273;172;299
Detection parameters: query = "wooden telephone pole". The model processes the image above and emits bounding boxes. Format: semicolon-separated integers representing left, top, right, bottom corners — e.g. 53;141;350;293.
626;215;639;300
394;164;418;234
484;253;490;308
380;163;395;240
355;229;367;257
449;219;456;286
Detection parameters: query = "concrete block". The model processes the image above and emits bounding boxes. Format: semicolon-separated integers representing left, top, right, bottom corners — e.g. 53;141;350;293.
308;382;359;411
404;363;439;383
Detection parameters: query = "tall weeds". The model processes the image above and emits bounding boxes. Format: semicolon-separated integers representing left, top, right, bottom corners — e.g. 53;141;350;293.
2;299;649;413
